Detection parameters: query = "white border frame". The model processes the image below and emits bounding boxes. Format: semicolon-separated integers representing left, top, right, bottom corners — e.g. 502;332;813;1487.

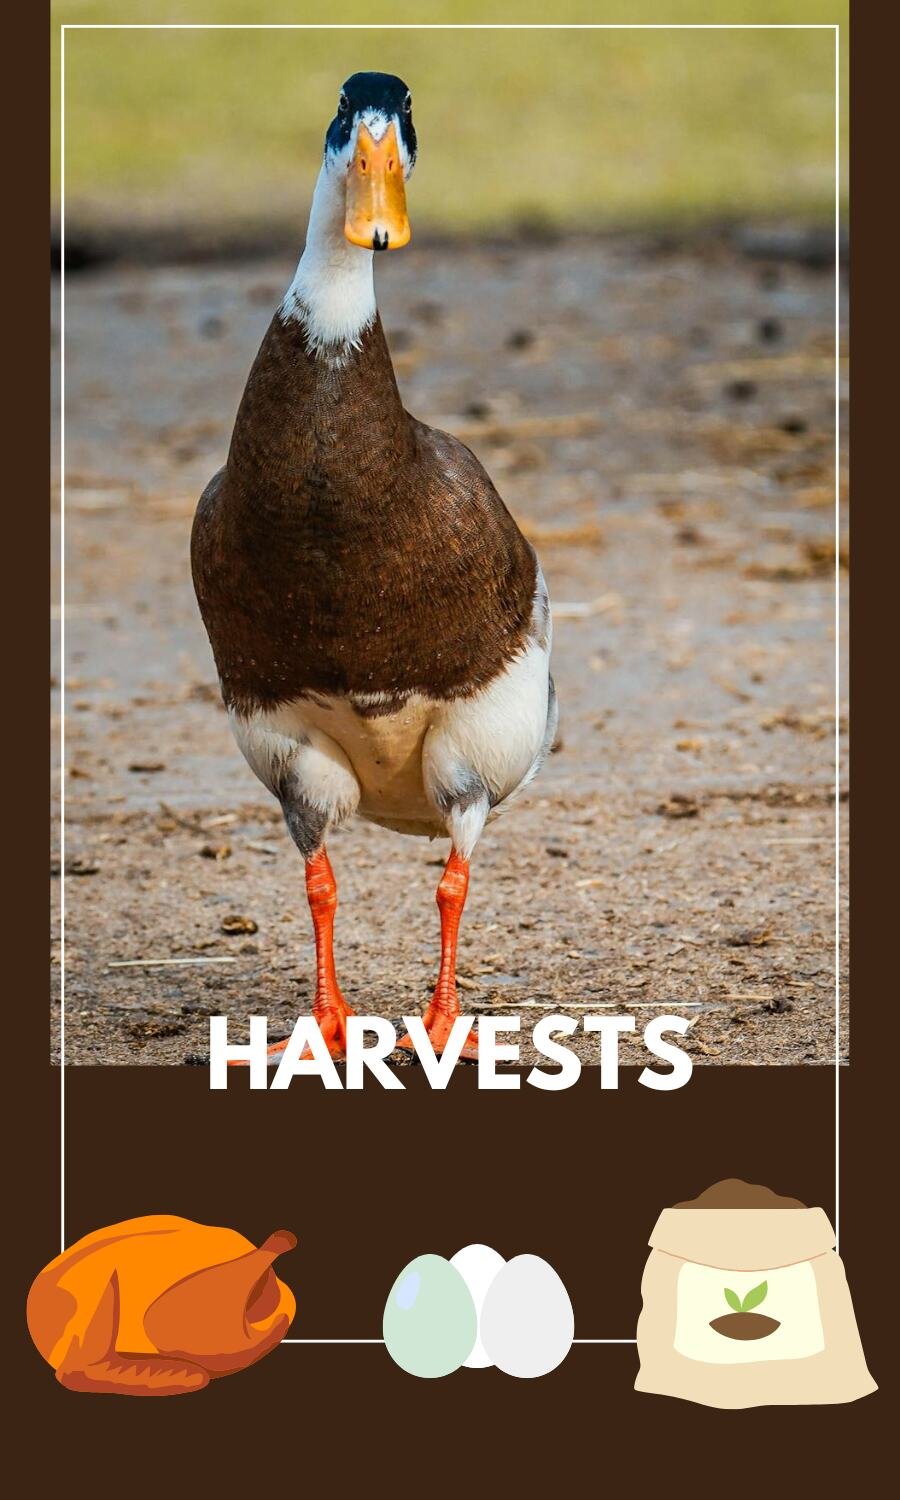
56;17;846;1344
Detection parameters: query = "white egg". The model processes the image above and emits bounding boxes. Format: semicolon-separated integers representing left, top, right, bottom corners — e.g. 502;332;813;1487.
449;1244;506;1368
480;1253;574;1378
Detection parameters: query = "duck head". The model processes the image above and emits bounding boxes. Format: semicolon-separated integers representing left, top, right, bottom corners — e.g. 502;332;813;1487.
324;71;416;252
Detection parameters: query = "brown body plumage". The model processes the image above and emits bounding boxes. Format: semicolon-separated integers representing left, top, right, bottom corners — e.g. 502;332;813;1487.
191;313;537;717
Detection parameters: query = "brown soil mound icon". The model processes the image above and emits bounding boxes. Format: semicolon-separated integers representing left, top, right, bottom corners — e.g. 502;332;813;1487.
27;1215;297;1395
709;1313;781;1341
708;1278;779;1341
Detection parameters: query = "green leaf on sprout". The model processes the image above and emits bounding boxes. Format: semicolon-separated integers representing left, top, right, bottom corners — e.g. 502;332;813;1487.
724;1287;742;1313
741;1281;768;1312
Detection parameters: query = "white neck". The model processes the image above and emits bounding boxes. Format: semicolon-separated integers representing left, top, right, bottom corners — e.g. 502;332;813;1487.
281;163;376;353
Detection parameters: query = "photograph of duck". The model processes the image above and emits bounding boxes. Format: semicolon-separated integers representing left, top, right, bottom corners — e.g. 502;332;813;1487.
55;16;847;1068
191;74;557;1062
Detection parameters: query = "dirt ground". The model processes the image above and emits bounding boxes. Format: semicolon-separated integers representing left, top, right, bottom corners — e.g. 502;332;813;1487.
51;230;848;1067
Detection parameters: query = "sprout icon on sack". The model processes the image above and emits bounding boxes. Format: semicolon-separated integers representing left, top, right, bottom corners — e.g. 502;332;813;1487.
709;1279;780;1341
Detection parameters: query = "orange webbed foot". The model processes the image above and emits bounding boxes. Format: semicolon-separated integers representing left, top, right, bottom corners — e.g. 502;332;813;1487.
304;997;356;1060
396;1004;479;1061
257;997;356;1065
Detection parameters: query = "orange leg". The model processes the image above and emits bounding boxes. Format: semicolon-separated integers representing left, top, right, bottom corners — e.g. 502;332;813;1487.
267;847;354;1061
398;850;478;1061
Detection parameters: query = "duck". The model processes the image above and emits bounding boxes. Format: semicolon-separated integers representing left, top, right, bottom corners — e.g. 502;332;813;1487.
191;71;557;1064
27;1216;297;1395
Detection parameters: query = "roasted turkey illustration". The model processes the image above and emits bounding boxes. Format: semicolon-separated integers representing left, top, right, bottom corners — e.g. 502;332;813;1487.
27;1215;297;1395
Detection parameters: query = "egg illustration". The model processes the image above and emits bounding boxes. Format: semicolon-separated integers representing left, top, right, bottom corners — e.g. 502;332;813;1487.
382;1253;477;1378
450;1243;506;1368
480;1253;574;1378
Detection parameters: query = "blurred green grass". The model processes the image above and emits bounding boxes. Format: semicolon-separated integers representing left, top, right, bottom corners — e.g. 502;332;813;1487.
53;1;848;233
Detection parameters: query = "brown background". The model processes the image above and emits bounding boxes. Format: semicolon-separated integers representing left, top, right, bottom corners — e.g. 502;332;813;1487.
18;1;894;1486
37;1068;844;1340
17;1065;890;1486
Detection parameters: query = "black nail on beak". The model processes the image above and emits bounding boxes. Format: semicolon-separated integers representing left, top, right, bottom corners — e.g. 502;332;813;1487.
373;230;389;251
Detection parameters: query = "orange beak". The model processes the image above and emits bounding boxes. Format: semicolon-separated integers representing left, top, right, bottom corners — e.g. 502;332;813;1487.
344;120;411;252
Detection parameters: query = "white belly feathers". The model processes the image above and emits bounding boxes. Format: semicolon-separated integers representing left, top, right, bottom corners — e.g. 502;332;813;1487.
229;636;552;846
229;566;555;853
267;690;438;829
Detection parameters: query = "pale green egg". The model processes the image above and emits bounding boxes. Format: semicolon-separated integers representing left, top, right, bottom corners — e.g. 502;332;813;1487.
383;1253;477;1378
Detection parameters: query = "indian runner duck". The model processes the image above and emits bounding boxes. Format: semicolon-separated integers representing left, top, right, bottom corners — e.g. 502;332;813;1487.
191;71;557;1063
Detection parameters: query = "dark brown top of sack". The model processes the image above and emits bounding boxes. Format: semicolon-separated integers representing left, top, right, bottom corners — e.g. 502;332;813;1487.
674;1178;806;1210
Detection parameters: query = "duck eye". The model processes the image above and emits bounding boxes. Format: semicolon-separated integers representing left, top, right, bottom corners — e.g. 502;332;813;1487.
403;94;412;115
338;94;349;116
